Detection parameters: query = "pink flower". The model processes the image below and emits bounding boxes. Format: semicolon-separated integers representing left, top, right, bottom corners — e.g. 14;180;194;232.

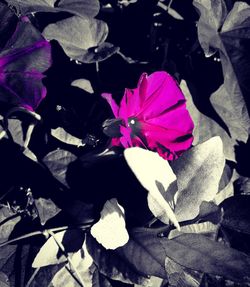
102;71;194;160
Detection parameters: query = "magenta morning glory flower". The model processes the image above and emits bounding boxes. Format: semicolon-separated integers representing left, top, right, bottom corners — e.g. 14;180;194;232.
102;71;194;160
0;4;51;111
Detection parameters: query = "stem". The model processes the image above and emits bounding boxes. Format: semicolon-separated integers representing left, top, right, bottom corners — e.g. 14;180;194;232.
47;230;85;287
25;268;40;287
0;231;43;248
0;224;91;248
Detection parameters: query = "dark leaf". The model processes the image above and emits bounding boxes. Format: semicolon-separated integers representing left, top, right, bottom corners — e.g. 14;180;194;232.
43;149;77;188
221;195;250;235
0;3;51;111
43;16;108;62
165;257;201;287
171;137;225;222
86;233;149;285
35;197;61;225
118;228;250;283
194;0;250;142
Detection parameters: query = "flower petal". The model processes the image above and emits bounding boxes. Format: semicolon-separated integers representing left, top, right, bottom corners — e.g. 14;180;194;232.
137;71;186;120
146;99;194;134
101;93;119;118
140;122;193;160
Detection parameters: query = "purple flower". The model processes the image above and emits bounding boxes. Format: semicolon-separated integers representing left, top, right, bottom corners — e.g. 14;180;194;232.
102;71;194;160
0;7;51;111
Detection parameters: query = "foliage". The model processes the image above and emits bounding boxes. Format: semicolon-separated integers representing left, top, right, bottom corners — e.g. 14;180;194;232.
0;0;250;286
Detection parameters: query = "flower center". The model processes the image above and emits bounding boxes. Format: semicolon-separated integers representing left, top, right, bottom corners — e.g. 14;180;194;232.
127;117;141;136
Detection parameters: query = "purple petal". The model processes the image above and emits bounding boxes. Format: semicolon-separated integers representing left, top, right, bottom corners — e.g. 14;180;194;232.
136;71;185;120
101;93;119;117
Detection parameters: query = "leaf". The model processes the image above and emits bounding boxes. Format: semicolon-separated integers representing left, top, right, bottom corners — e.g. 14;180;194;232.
118;228;250;283
32;229;85;267
0;3;51;111
172;137;225;222
194;0;250;142
6;119;24;146
43;149;77;187
0;206;21;242
165;257;202;287
235;177;250;195
167;7;184;21
35;197;61;225
71;79;94;94
86;233;149;285
55;0;100;18
6;0;100;18
124;147;179;229
90;198;129;250
221;195;250;235
51;127;84;147
43;16;108;62
168;222;218;240
77;42;119;63
213;172;235;206
180;80;236;161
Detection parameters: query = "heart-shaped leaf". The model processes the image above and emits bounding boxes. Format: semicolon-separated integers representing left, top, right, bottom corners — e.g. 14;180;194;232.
194;0;250;142
43;16;108;62
172;137;225;222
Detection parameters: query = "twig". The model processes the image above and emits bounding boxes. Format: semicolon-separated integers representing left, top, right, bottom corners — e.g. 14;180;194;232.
0;231;43;248
47;230;85;287
0;223;92;248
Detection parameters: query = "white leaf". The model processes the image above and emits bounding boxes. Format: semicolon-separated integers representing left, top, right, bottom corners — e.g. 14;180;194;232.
91;198;129;250
32;231;67;268
71;79;94;94
124;147;180;230
168;7;184;20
